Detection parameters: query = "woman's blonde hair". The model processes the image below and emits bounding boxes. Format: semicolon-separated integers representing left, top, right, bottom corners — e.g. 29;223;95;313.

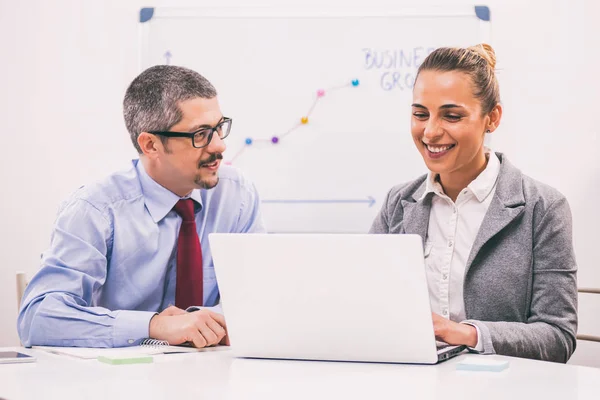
416;44;500;114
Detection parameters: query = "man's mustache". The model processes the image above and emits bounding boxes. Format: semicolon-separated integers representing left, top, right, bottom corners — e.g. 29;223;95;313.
199;153;223;167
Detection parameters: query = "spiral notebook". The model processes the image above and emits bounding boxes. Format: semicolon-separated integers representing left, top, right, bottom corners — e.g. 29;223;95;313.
34;339;210;360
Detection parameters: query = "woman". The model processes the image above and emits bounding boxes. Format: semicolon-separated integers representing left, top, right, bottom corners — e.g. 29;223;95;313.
370;44;577;363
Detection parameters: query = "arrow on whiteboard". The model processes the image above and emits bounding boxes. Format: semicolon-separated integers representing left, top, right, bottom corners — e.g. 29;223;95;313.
262;196;376;208
164;50;172;65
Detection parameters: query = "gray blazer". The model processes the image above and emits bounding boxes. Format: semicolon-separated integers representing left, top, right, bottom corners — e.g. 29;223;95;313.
370;153;577;363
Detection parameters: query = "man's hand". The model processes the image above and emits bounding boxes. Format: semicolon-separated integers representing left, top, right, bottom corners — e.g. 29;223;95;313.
431;312;477;347
149;306;229;348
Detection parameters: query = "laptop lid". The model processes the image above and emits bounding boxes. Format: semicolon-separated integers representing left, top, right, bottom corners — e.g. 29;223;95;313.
209;233;440;364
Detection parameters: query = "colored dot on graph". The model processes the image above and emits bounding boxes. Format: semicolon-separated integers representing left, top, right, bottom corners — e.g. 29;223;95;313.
317;89;325;97
245;138;253;145
351;79;360;86
301;117;309;124
271;136;279;144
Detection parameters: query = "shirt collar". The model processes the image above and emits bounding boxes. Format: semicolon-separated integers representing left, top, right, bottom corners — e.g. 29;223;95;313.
421;171;443;200
419;148;500;203
134;159;203;223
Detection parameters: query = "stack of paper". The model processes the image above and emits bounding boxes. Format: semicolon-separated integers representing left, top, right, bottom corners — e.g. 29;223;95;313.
33;344;204;360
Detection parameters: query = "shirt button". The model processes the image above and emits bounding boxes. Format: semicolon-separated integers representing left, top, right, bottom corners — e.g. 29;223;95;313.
442;309;448;316
128;339;134;344
448;241;453;247
442;274;448;280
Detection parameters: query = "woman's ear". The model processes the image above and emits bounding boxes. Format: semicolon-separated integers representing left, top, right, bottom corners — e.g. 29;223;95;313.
486;104;503;133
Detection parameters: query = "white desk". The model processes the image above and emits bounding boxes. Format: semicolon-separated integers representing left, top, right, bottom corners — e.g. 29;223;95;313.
0;347;599;400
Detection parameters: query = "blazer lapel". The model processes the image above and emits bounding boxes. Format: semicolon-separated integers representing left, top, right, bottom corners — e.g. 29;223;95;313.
465;154;526;275
400;181;431;245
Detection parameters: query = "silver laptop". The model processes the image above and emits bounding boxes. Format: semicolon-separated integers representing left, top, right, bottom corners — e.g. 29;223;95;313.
209;233;465;364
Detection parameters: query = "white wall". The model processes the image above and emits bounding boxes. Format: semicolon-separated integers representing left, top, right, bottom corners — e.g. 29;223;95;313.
1;0;598;348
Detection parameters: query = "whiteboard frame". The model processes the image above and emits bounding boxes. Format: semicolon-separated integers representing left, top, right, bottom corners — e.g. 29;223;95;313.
137;5;492;233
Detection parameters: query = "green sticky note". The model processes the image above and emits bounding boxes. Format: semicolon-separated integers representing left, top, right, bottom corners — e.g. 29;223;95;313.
98;355;153;365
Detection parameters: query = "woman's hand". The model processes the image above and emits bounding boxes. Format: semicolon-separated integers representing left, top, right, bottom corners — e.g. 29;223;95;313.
431;312;478;347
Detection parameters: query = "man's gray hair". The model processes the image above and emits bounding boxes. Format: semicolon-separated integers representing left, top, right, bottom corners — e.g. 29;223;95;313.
123;65;217;153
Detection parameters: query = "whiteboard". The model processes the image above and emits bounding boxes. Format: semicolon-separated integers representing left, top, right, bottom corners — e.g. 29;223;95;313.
139;6;491;233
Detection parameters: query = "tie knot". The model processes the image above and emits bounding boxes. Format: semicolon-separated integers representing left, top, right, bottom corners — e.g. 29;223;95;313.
174;199;196;221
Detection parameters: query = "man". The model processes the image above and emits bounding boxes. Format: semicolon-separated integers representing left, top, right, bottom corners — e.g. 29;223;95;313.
17;65;265;348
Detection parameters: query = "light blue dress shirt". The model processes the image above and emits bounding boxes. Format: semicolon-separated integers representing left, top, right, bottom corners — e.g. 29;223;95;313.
17;160;265;348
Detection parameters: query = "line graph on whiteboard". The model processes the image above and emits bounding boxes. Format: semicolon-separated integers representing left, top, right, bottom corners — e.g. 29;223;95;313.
225;78;360;165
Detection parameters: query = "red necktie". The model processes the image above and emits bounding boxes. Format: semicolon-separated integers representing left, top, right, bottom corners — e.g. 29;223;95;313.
174;199;203;309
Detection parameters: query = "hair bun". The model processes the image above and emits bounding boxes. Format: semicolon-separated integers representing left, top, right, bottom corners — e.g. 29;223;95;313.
468;43;496;69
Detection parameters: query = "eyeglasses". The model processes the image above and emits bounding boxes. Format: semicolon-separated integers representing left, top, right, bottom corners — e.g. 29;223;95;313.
148;117;232;149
